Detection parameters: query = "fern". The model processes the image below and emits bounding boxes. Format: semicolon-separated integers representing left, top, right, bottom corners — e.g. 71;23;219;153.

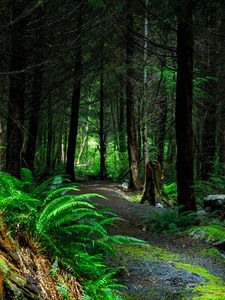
0;170;147;299
189;224;225;243
142;208;198;234
20;168;36;193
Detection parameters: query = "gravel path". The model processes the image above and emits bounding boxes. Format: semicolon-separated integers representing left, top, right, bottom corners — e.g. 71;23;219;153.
77;180;225;300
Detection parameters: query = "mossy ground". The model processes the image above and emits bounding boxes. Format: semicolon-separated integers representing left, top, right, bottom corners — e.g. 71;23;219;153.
117;244;225;300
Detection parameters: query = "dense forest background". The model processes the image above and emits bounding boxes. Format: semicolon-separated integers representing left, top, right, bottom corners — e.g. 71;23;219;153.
1;0;225;212
1;1;225;299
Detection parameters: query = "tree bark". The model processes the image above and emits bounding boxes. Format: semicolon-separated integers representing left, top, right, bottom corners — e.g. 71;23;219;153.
175;2;196;212
126;0;141;190
24;7;44;172
46;97;53;172
156;63;167;167
0;118;3;170
118;82;126;158
142;0;149;169
66;11;83;180
99;58;107;180
6;0;26;177
201;3;217;180
24;65;42;171
141;161;163;205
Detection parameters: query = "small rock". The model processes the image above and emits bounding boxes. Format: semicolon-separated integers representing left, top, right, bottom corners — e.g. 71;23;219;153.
204;195;225;211
121;181;129;192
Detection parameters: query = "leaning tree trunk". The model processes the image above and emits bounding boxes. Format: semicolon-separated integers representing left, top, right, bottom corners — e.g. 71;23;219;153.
175;2;196;212
6;0;26;177
126;0;141;190
66;11;83;180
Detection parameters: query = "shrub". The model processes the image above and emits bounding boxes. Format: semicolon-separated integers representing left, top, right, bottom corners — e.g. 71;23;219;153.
142;208;198;234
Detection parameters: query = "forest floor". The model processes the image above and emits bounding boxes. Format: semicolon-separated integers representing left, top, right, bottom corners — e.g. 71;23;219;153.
77;180;225;300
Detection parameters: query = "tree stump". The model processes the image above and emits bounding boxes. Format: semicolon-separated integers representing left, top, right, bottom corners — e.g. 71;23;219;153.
141;160;163;205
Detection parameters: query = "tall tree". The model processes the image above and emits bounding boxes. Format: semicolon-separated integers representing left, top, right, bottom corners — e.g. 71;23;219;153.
201;2;218;179
6;0;26;177
126;0;141;190
66;8;83;180
142;0;149;169
99;56;107;179
175;0;196;212
24;7;44;171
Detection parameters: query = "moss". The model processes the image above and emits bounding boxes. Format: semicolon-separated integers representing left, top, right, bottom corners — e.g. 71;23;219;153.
118;244;225;299
200;247;225;265
175;263;225;299
118;244;180;262
0;258;9;275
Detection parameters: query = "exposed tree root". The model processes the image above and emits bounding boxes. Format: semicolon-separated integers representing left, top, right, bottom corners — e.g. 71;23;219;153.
0;218;83;299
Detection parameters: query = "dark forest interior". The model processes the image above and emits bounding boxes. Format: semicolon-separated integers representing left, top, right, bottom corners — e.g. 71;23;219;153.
0;0;225;299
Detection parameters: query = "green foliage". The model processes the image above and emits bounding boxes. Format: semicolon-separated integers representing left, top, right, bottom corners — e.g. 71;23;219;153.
0;171;41;231
106;147;128;181
88;0;105;8
76;136;129;181
0;169;145;299
163;182;177;205
142;208;198;234
189;224;225;243
194;173;225;206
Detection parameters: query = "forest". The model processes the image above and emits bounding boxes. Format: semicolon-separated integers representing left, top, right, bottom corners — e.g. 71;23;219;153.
0;0;225;299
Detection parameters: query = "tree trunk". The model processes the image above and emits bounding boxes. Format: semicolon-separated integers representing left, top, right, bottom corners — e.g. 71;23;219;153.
77;123;89;165
175;2;196;212
118;84;126;158
201;3;217;180
217;5;225;175
46;97;53;172
99;56;107;180
142;0;149;169
6;0;26;177
24;8;44;172
24;65;42;171
126;0;141;190
141;161;163;205
66;12;83;180
157;64;167;167
0;118;3;170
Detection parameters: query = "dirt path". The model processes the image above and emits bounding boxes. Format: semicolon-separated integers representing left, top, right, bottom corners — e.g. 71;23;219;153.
78;180;225;300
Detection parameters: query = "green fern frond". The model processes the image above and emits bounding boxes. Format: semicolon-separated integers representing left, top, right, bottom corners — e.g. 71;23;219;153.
39;194;95;217
42;210;104;230
20;168;35;192
42;187;79;204
62;224;107;237
0;194;41;209
108;235;145;245
189;224;225;243
33;175;71;197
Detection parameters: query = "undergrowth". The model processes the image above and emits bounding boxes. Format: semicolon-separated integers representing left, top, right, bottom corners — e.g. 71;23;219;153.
0;168;144;299
142;208;198;234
